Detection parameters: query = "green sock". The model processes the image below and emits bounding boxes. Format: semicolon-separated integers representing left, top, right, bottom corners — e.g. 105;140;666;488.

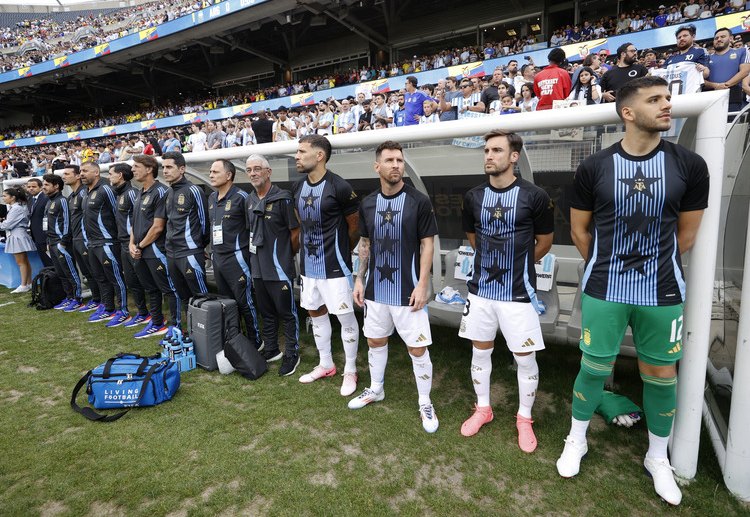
641;374;677;437
571;354;616;421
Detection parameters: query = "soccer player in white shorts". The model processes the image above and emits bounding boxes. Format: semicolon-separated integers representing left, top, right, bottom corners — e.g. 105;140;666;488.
459;130;554;452
348;140;440;433
294;135;361;396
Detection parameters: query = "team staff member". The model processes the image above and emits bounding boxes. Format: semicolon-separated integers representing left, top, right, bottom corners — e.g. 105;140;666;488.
557;77;709;506
63;165;101;313
163;151;209;325
110;163;150;327
41;173;82;309
459;130;554;452
246;154;301;376
26;178;52;267
129;154;174;339
348;141;439;434
294;135;361;396
207;159;262;350
80;160;129;325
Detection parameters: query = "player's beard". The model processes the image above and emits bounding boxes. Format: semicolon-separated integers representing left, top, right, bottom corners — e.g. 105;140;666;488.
484;164;506;177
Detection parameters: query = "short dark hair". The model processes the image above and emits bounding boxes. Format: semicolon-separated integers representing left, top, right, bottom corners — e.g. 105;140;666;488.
406;75;418;87
676;24;696;37
132;154;159;178
162;151;186;168
64;164;80;175
615;76;669;120
299;135;332;163
42;173;63;190
483;130;523;154
110;162;133;181
81;160;100;172
714;27;732;38
26;178;42;187
547;47;566;65
216;159;236;181
616;42;633;60
375;140;403;161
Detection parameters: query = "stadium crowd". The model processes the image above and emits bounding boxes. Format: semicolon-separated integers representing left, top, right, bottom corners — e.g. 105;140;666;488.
0;0;218;73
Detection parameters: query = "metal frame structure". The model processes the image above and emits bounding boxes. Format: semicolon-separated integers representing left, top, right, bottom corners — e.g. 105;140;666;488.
167;91;740;493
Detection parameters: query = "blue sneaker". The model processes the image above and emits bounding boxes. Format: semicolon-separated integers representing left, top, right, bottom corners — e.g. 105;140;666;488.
134;321;169;339
105;310;130;328
88;310;115;323
54;298;72;310
63;299;85;312
124;314;151;328
78;300;100;313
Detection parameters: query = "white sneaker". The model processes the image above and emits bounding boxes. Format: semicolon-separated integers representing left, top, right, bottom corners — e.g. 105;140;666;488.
556;436;588;478
11;284;30;293
348;388;384;409
644;456;682;506
419;404;439;433
340;372;358;396
299;365;337;384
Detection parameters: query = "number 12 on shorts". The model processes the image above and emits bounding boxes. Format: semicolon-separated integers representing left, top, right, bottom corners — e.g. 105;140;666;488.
669;315;683;343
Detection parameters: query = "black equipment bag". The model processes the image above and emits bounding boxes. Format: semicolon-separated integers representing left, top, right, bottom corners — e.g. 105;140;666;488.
28;267;65;310
223;332;267;380
188;295;239;371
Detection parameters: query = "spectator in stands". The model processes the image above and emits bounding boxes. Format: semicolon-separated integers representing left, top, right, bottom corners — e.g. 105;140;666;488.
186;123;207;152
335;99;357;134
706;27;749;112
312;102;333;136
667;6;683;24
272;106;297;141
161;130;182;153
517;82;538;112
654;6;669;27
533;48;571;111
683;0;702;19
205;121;225;150
440;78;481;119
402;76;434;126
616;13;632;34
568;67;602;104
419;100;440;123
600;42;648;103
370;93;393;127
251;111;274;144
238;120;256;146
358;99;373;131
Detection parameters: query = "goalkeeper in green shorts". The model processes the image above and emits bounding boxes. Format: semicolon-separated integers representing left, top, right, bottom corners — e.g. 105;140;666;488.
556;76;709;506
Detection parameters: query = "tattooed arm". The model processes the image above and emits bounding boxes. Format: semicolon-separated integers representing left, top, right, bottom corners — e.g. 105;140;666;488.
353;237;370;307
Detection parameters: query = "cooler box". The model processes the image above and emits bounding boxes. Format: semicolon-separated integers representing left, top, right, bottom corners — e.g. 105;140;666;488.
188;295;239;371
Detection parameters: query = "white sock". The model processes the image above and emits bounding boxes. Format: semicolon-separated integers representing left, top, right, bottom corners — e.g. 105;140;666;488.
311;315;334;369
337;312;359;374
646;431;670;460
471;347;493;407
368;344;388;393
515;352;539;419
569;417;590;443
410;350;433;406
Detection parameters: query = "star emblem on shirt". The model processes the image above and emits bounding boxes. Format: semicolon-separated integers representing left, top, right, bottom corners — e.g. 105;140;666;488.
377;261;398;284
619;166;659;199
377;202;400;227
305;238;319;257
301;216;319;233
484;199;513;223
379;232;398;255
617;242;652;276
302;193;319;211
483;262;509;285
621;203;657;238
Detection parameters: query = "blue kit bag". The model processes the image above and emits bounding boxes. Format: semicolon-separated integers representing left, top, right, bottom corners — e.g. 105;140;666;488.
71;353;180;422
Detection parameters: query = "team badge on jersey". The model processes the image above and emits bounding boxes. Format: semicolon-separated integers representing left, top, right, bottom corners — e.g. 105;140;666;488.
91;191;97;200
225;200;231;210
119;195;125;206
178;193;185;205
266;202;273;211
142;195;150;205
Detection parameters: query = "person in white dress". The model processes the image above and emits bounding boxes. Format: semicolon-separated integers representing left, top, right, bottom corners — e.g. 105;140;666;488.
1;186;37;292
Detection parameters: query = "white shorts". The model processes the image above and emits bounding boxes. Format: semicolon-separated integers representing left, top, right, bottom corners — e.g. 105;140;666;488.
363;300;432;348
300;275;354;314
458;293;545;353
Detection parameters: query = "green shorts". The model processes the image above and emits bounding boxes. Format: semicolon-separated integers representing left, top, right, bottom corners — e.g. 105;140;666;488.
579;294;684;366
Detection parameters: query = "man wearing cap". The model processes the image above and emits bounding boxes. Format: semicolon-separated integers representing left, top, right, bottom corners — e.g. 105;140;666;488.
654;6;669;28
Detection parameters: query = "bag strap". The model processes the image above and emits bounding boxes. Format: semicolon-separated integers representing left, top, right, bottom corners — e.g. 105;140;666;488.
70;362;161;423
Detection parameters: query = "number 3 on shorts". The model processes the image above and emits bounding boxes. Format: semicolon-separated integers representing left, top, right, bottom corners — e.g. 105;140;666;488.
669;315;683;343
463;298;471;317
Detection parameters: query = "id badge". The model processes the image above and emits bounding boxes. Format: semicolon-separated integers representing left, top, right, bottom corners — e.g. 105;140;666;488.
212;224;223;245
249;232;257;254
42;217;48;231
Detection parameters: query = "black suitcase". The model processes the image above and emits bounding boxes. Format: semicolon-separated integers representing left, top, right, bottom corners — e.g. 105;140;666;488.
188;295;239;371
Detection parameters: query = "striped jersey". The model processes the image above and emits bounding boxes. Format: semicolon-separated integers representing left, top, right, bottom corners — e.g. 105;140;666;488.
294;170;359;279
650;61;704;95
359;184;438;306
83;178;118;246
165;177;209;258
571;140;709;306
462;178;554;304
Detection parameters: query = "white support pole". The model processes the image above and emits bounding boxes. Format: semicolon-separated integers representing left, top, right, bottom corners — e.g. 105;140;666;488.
671;90;729;480
724;206;750;501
